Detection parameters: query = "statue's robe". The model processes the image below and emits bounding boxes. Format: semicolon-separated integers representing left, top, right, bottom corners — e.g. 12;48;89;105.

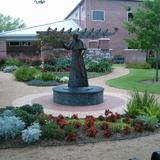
63;39;88;88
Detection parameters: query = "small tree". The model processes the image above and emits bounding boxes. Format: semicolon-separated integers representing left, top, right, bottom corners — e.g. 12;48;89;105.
124;0;160;81
0;14;26;32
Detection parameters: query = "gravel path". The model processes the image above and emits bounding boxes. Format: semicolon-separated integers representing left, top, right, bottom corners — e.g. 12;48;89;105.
0;68;160;160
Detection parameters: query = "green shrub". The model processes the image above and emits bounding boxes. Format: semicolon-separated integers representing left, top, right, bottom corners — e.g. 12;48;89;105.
147;57;160;69
22;123;42;144
86;59;112;73
110;122;125;133
20;104;43;115
43;64;56;71
4;57;23;67
139;105;160;120
64;124;77;136
55;57;71;71
42;121;65;140
132;115;159;131
125;90;158;117
14;108;37;127
126;62;151;69
14;66;40;81
0;116;25;140
41;72;55;81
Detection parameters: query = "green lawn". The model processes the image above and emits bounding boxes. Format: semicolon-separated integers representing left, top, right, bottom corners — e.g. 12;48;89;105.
107;69;160;94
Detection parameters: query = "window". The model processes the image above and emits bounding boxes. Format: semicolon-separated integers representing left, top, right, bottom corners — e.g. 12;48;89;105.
9;42;20;46
127;11;133;21
9;41;31;46
91;10;105;21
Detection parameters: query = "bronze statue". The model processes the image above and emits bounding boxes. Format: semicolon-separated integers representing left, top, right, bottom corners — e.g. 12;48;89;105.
62;33;88;88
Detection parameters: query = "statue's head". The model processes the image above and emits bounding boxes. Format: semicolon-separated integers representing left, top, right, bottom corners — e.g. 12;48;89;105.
73;33;79;40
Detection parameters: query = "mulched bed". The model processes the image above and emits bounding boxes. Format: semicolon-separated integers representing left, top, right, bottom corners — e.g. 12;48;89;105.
27;80;62;86
0;127;159;149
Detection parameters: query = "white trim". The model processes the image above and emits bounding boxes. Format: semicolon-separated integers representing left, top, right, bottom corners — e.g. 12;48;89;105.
91;10;105;21
124;49;139;51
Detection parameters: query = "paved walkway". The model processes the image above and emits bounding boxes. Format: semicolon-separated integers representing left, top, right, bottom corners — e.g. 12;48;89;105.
1;67;160;160
0;67;129;107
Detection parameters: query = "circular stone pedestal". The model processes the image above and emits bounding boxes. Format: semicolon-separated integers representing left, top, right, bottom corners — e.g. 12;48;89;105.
53;86;104;106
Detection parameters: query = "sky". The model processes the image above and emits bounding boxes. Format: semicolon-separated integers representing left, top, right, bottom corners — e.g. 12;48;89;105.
0;0;81;27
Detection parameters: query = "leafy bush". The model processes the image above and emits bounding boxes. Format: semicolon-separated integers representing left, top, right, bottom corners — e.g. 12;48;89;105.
4;57;23;67
126;62;151;69
147;57;160;69
85;59;112;73
1;109;14;117
125;90;158;117
20;104;43;115
54;57;71;71
64;124;77;136
42;121;65;140
22;123;42;144
14;108;37;127
0;116;25;139
3;65;18;73
14;66;40;81
132;115;159;131
139;105;160;120
110;122;124;133
43;64;56;72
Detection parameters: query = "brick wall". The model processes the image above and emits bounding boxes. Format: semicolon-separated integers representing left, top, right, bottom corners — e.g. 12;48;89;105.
68;0;141;56
123;49;146;63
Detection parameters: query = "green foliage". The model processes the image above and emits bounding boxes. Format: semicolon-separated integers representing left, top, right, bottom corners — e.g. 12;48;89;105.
43;64;56;72
35;72;60;81
14;66;40;81
85;59;112;73
125;90;158;117
54;57;71;71
132;115;159;131
0;13;26;32
126;62;151;69
42;121;65;140
4;58;23;67
64;124;77;136
38;32;70;48
14;108;37;127
20;104;43;115
147;57;160;69
124;0;160;81
139;105;160;120
110;122;125;133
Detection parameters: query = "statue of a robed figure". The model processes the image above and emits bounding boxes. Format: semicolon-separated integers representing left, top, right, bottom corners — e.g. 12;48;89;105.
53;33;104;106
61;33;88;88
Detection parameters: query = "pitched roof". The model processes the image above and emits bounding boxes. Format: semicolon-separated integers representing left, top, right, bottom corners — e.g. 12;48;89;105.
0;19;81;41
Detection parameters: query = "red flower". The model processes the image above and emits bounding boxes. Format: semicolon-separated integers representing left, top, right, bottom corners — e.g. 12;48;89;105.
71;114;79;120
84;116;95;130
103;128;113;138
66;133;77;142
87;126;97;137
134;122;143;132
100;122;109;130
72;121;82;129
57;119;68;128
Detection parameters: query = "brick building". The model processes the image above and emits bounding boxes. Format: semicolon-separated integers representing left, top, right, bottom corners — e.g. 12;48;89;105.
0;0;146;62
65;0;146;61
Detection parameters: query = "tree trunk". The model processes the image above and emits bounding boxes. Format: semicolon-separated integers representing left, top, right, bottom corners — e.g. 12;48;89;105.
155;52;159;82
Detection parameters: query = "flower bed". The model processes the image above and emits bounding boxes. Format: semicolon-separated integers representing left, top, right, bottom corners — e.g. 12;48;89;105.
0;100;160;149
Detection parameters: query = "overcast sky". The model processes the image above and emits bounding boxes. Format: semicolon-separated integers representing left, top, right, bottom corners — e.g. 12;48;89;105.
0;0;81;27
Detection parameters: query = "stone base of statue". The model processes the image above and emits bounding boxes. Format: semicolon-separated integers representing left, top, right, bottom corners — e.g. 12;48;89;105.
53;86;104;106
